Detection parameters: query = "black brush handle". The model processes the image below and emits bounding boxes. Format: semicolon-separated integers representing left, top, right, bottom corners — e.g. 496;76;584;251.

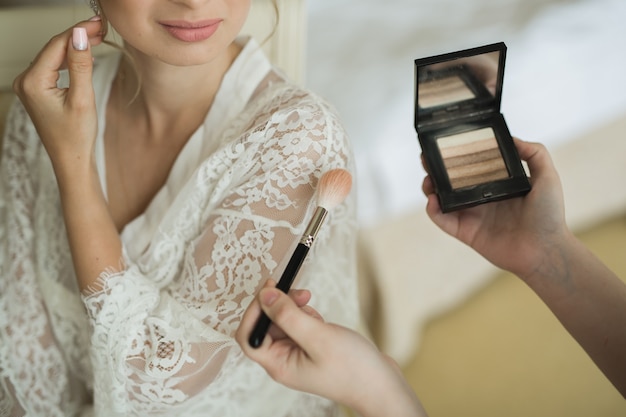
248;243;310;348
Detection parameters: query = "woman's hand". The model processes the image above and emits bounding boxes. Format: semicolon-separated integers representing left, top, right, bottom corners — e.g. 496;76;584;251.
13;18;125;291
236;280;427;417
422;138;569;281
13;18;104;174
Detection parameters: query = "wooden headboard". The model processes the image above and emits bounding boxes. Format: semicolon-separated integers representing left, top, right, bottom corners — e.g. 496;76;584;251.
0;0;307;91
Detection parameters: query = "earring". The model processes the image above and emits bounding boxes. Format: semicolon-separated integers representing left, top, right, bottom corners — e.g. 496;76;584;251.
89;0;100;15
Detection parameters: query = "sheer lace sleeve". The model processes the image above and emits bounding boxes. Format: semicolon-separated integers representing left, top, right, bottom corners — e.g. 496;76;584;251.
0;98;36;417
81;85;358;415
1;100;92;416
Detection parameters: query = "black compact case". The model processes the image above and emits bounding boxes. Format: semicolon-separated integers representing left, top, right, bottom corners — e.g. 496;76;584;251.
414;42;530;212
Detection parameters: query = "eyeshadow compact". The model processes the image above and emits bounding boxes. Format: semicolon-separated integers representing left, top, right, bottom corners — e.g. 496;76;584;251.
414;42;531;212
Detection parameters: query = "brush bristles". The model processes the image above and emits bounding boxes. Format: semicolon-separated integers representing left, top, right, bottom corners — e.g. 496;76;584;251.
316;168;353;210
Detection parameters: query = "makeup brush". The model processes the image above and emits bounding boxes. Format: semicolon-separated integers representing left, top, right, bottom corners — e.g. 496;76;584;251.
248;168;353;348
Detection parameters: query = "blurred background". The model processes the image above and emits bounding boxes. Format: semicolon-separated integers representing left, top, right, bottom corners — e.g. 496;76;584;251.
1;0;625;415
306;0;626;225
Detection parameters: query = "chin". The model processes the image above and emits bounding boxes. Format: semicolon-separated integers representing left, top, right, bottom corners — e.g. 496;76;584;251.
155;48;223;68
162;36;237;66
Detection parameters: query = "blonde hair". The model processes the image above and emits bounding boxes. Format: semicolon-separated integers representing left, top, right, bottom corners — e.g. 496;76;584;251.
267;0;280;43
89;1;141;103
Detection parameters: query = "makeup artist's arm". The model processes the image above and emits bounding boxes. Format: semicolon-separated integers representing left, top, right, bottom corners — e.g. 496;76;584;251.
12;20;121;291
236;281;429;417
424;138;626;397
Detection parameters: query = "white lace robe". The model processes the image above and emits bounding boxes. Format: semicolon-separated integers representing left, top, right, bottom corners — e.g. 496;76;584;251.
0;38;359;416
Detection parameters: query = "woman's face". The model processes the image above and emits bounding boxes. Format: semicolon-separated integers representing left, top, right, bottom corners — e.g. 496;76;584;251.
99;0;251;66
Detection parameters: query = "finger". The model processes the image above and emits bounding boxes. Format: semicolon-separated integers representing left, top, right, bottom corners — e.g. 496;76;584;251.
236;278;279;348
13;33;68;96
422;175;444;220
84;16;106;47
236;293;264;349
66;27;95;106
289;288;311;308
257;288;323;351
13;20;103;95
425;191;442;221
425;190;462;239
58;19;105;71
260;279;311;307
420;153;427;172
421;174;434;197
265;303;324;340
513;138;556;182
260;286;312;341
300;305;324;322
30;20;103;75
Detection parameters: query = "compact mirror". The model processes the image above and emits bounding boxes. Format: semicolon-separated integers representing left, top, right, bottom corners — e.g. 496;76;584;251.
416;48;503;127
413;43;530;212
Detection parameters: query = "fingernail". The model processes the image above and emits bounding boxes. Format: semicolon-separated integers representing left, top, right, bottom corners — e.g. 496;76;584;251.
72;27;88;51
260;289;279;306
88;15;102;21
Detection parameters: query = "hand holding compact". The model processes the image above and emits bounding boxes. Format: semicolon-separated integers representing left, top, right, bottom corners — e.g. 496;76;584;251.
423;138;567;280
13;19;104;173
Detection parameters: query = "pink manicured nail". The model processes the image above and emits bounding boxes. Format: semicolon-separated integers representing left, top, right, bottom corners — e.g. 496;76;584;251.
72;27;88;51
88;15;102;21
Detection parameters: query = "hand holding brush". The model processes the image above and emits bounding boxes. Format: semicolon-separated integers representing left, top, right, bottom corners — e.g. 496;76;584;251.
248;168;353;348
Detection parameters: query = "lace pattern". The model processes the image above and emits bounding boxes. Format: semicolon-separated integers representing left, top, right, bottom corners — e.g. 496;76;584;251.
0;51;358;416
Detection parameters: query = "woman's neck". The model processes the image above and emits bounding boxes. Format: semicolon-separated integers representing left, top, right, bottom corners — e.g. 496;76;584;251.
115;41;242;142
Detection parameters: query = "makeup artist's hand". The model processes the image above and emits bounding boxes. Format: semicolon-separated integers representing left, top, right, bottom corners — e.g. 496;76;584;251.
237;281;428;417
424;138;626;396
13;18;104;172
423;138;569;281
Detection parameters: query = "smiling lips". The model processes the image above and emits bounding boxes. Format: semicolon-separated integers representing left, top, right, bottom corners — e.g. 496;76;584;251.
160;19;222;42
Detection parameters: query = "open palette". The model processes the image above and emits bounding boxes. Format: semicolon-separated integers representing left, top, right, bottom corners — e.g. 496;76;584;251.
414;42;531;212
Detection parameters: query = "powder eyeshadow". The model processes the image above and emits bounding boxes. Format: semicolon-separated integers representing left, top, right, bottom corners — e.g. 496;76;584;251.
437;127;509;189
418;75;475;109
